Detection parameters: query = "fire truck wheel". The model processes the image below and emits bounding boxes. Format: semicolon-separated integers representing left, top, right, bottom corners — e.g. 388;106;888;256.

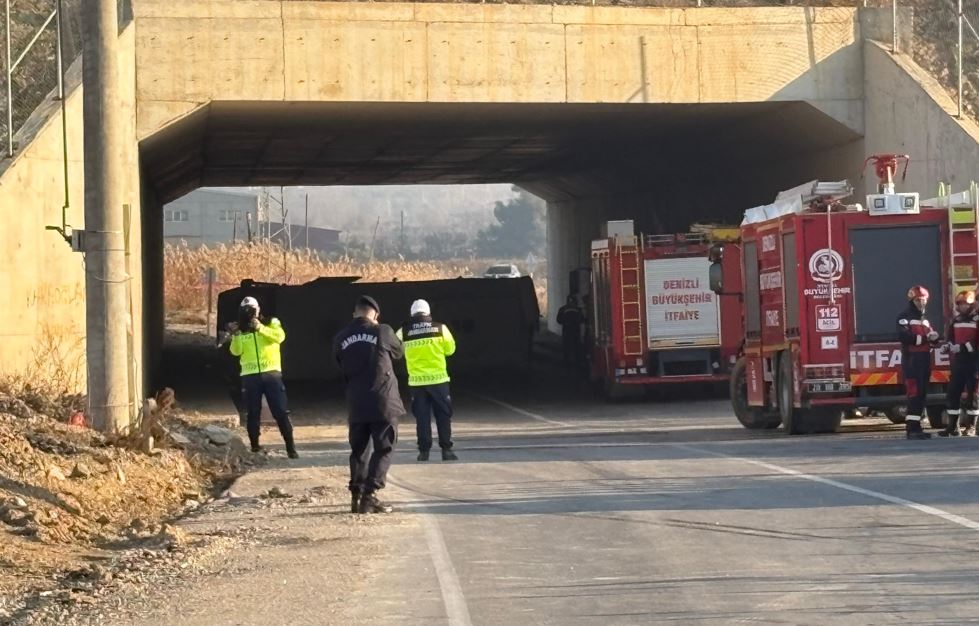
604;380;644;402
730;357;781;430
777;353;805;435
885;406;907;424
806;408;843;434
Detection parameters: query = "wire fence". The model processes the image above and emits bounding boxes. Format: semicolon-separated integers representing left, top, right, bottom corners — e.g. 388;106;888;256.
1;0;80;158
0;0;133;160
906;0;979;120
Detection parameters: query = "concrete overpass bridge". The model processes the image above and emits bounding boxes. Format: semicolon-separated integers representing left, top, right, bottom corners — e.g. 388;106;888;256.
4;1;979;417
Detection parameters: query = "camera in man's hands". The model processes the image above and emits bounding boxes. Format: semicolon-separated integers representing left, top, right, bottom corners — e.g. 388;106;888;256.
238;304;259;332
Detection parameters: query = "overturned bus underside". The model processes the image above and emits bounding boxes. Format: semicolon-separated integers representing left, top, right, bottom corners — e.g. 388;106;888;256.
217;276;541;381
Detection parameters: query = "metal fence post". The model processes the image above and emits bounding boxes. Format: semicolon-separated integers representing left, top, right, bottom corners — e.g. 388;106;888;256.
56;0;64;101
4;0;12;158
205;267;216;334
958;0;965;118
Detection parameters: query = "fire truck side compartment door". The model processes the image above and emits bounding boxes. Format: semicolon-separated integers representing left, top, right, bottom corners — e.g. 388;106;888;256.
759;232;785;346
800;214;851;367
744;241;761;336
782;232;800;332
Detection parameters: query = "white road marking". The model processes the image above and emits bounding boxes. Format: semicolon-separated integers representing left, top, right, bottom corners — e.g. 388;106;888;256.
481;395;979;532
420;512;474;626
673;442;979;532
470;393;571;427
413;394;979;623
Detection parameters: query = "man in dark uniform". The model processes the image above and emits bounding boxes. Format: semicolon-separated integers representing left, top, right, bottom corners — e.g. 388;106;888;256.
942;290;979;436
333;295;405;514
897;285;940;440
556;295;585;372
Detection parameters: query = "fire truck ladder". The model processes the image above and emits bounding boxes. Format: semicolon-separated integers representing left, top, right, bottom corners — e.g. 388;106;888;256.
617;236;644;357
942;181;979;295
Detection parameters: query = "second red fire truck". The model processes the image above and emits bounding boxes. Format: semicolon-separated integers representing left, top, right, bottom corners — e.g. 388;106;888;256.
590;221;743;398
711;155;979;434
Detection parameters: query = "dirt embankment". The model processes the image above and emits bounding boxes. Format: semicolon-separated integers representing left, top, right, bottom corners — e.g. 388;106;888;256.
0;389;259;622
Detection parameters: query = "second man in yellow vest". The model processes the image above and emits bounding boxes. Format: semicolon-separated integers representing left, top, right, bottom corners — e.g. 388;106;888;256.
229;296;298;458
397;299;458;462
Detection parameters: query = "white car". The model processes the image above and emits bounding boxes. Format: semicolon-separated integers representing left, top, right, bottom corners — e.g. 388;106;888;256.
484;264;521;279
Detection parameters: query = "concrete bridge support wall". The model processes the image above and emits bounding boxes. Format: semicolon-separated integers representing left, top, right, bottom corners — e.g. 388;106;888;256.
863;41;979;198
0;25;144;401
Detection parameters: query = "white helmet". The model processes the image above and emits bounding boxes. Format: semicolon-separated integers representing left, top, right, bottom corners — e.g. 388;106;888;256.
410;299;431;316
240;296;260;311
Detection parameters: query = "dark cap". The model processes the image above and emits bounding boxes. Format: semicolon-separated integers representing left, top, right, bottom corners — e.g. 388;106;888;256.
357;295;380;315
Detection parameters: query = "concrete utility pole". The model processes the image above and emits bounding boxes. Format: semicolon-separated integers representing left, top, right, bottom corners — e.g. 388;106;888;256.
81;0;131;433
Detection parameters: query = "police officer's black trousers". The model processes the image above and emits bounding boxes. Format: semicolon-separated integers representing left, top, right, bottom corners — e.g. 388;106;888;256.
349;418;397;494
902;351;931;425
411;383;453;451
241;372;294;449
947;353;979;421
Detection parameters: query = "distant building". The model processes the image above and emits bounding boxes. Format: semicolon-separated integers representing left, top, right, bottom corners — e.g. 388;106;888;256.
164;188;341;254
260;222;343;256
163;188;259;247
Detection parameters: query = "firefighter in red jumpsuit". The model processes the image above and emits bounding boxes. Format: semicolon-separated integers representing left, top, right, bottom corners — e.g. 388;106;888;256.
941;290;979;437
897;285;940;440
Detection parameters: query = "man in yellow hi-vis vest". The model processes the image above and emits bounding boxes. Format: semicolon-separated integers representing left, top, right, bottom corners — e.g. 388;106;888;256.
397;299;458;462
229;296;298;458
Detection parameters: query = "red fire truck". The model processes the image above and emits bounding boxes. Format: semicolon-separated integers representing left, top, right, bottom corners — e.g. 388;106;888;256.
711;154;979;434
590;221;743;399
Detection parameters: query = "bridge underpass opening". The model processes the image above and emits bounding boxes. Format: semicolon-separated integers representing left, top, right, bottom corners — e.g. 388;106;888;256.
141;100;862;386
155;180;546;398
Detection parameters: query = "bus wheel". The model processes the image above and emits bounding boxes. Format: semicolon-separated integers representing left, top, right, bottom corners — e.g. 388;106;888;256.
731;357;781;430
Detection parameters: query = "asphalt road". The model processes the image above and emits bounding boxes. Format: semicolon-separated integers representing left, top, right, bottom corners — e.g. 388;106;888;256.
89;371;979;626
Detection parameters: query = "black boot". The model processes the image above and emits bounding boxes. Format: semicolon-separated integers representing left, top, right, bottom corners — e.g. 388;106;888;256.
939;415;961;437
283;432;299;459
358;492;393;514
906;419;932;440
441;448;459;462
963;415;977;436
350;491;360;514
417;450;430;462
249;434;262;453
